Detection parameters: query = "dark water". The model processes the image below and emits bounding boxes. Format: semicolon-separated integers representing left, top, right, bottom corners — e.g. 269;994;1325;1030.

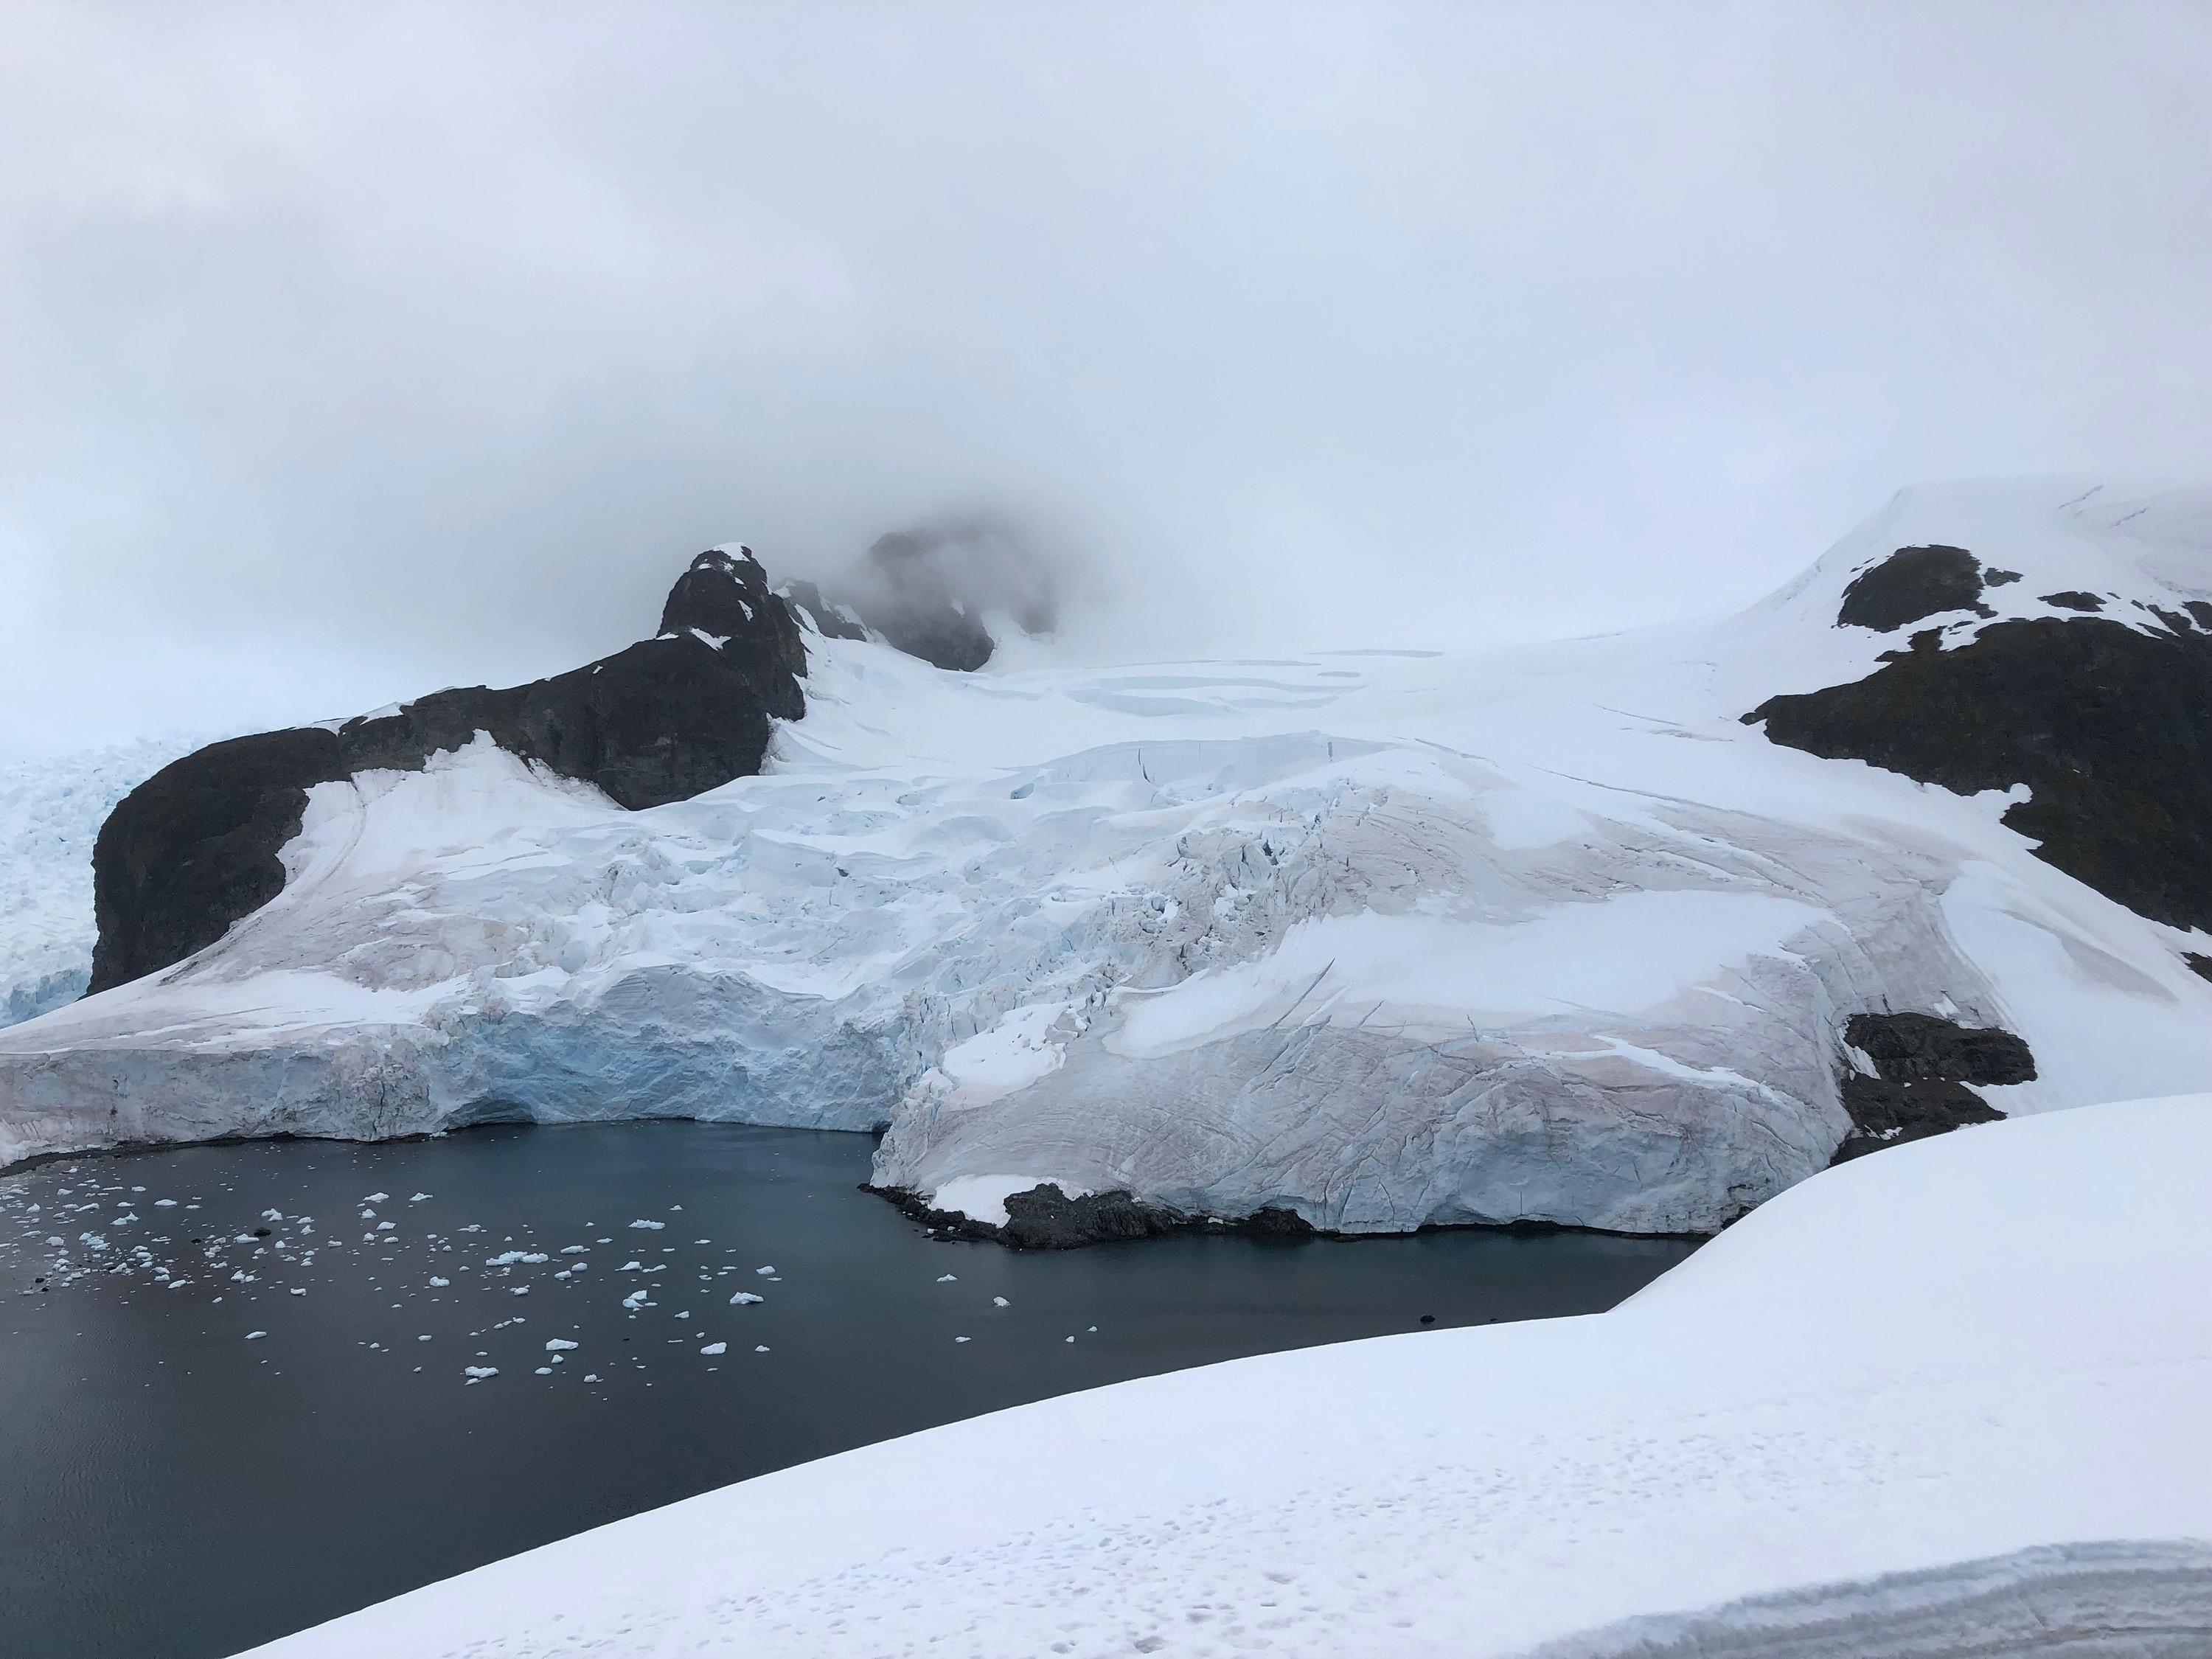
0;1123;1696;1659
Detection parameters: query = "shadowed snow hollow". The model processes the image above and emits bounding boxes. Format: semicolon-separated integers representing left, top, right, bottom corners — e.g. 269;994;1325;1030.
1;481;2208;1237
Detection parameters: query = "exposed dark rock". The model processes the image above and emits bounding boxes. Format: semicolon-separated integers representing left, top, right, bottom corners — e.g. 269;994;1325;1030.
866;1182;1318;1250
2040;590;2105;612
1746;616;2212;931
1835;545;1992;632
844;532;997;672
1001;1183;1182;1248
2185;953;2212;984
2188;600;2212;630
776;579;867;641
1982;567;2023;586
1831;1012;2032;1164
88;550;807;995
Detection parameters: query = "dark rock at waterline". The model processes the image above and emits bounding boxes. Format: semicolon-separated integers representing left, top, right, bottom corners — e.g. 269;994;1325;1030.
1831;1012;2033;1165
869;1182;1318;1250
1001;1184;1182;1248
1836;545;1993;632
1745;613;2212;932
88;549;807;995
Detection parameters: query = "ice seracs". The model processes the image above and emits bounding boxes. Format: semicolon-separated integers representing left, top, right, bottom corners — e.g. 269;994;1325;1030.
1;481;2208;1244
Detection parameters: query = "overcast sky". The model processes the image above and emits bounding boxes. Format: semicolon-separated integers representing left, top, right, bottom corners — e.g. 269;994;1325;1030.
2;2;2208;757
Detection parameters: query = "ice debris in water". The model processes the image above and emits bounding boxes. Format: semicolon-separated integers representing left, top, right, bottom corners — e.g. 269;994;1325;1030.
487;1251;548;1265
730;1291;763;1305
755;1265;775;1276
429;1276;451;1287
463;1366;497;1381
418;1334;431;1342
993;1296;1010;1307
546;1338;578;1351
245;1331;267;1340
363;1193;389;1203
260;1208;284;1221
628;1220;665;1231
754;1345;770;1353
409;1193;431;1202
936;1274;957;1282
700;1342;727;1355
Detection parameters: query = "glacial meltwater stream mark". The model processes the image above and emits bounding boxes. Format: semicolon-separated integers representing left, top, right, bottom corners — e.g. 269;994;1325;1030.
0;1122;1696;1659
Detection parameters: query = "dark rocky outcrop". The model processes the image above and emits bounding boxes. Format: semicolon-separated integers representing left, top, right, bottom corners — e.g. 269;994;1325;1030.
88;549;806;995
840;532;997;672
1747;595;2212;931
776;579;867;641
1835;544;1992;631
869;1182;1318;1250
1831;1011;2032;1164
2040;590;2105;612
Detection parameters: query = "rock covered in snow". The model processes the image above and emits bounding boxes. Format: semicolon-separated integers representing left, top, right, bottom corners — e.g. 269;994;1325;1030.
1;481;2208;1241
86;548;807;995
1747;514;2212;932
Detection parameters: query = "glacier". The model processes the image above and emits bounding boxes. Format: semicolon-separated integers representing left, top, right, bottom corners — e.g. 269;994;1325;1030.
1;479;2208;1238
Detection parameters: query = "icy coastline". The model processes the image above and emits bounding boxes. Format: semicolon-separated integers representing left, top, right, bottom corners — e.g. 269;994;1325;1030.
1;481;2208;1240
236;1093;2212;1658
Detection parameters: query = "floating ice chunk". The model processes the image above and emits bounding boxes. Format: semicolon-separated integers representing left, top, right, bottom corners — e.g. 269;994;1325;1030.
463;1366;497;1380
619;1261;644;1271
418;1334;432;1342
45;1236;61;1245
700;1342;726;1355
245;1331;266;1340
409;1194;431;1203
936;1274;957;1282
428;1276;451;1287
487;1251;549;1265
154;1200;175;1207
754;1265;775;1276
628;1220;665;1231
364;1193;390;1203
554;1270;570;1280
993;1296;1009;1307
622;1290;649;1309
509;1287;529;1295
729;1291;763;1305
535;1366;552;1375
546;1338;578;1351
1065;1335;1075;1343
376;1221;394;1231
560;1245;588;1253
955;1336;970;1343
290;1287;307;1296
582;1374;600;1382
753;1345;769;1352
675;1310;691;1320
261;1209;284;1222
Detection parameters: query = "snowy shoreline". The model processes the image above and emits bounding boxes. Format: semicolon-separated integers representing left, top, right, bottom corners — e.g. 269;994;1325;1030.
237;1093;2212;1658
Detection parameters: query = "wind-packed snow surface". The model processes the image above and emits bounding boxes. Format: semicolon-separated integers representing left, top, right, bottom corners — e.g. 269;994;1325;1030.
0;734;215;1028
2;481;2209;1237
238;1093;2212;1658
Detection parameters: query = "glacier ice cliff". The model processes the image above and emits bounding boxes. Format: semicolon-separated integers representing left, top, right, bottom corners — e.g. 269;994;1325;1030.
2;480;2208;1239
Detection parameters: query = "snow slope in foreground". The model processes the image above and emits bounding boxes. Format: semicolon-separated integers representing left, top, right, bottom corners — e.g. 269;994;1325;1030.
2;481;2209;1234
242;1093;2212;1658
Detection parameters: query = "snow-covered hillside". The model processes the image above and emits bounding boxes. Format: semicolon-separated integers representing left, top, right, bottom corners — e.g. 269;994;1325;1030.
237;1093;2212;1658
0;735;215;1027
1;482;2208;1238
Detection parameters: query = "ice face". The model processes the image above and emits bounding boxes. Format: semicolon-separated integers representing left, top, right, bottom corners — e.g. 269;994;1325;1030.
1;481;2207;1235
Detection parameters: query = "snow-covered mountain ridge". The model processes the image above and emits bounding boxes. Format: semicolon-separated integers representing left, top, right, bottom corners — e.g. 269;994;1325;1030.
1;480;2207;1242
